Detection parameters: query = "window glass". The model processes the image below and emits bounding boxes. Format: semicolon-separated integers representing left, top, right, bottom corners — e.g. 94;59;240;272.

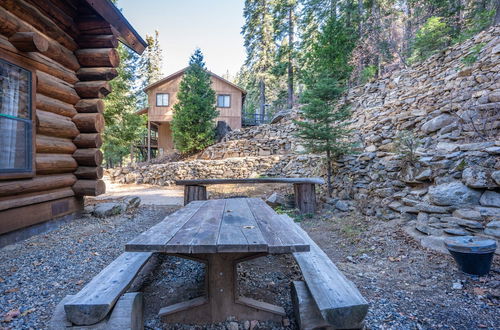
156;93;169;106
217;95;230;108
0;59;32;172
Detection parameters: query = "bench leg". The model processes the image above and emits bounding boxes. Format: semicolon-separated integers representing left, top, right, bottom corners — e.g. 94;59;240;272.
159;253;285;324
184;185;207;205
294;183;316;214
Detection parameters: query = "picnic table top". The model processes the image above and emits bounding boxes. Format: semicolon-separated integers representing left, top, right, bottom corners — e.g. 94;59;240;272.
175;177;325;185
126;198;310;254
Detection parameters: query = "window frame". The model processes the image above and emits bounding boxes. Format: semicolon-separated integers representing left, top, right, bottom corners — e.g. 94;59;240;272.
0;54;36;180
156;93;169;107
217;94;231;108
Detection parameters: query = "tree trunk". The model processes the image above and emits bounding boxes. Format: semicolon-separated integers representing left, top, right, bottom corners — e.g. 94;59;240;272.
326;150;333;197
259;79;266;124
287;7;294;110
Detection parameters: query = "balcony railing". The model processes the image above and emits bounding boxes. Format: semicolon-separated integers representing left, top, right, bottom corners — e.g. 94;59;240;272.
242;113;270;126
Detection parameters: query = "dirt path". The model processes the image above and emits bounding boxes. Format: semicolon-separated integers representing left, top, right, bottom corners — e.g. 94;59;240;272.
95;176;184;206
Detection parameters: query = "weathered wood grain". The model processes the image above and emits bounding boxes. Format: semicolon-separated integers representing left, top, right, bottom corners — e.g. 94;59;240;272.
282;215;369;329
176;177;325;185
0;174;77;197
63;252;152;326
125;201;206;252
183;185;207;205
166;199;225;253
217;198;267;253
291;281;333;330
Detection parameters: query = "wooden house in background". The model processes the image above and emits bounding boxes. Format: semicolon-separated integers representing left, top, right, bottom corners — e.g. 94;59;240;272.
137;68;246;159
0;0;146;246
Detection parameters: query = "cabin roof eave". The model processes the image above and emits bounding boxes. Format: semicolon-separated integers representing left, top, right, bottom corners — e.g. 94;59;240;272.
83;0;147;54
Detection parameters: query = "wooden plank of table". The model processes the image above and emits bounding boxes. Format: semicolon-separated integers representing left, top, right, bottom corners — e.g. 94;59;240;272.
247;198;309;253
217;198;268;253
175;177;325;185
165;199;226;253
125;201;206;252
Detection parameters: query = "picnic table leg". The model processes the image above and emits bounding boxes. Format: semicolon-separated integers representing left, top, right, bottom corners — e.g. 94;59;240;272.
184;185;207;205
159;253;285;324
294;183;316;214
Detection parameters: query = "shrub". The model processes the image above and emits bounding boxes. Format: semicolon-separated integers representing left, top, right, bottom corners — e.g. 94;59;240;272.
409;17;451;63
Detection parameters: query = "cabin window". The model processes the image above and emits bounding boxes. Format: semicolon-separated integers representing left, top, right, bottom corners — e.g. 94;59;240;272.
0;58;33;177
156;93;169;106
217;94;231;108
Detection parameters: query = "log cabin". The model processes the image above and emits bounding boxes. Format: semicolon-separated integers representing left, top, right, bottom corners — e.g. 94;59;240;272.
0;0;146;246
137;68;246;159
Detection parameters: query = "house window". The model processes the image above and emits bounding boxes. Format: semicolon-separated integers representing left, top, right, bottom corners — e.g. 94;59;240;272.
0;58;33;177
217;94;231;108
156;93;169;106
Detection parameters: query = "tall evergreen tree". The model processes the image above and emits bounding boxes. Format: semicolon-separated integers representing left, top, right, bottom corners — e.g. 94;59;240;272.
242;0;276;121
103;45;146;167
295;15;357;196
137;30;163;105
171;49;218;154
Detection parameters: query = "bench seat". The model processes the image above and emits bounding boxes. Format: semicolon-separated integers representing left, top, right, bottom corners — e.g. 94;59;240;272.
282;215;368;329
63;251;153;326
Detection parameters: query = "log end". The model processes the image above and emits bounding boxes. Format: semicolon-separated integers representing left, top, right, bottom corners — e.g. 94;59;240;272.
72;179;106;196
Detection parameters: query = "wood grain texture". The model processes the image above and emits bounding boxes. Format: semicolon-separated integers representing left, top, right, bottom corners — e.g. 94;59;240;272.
36;110;79;139
0;174;77;197
127;198;309;254
36;71;80;105
176;178;325;185
75;99;104;114
36;135;77;154
36;94;77;118
72;113;105;133
73;133;103;148
75;48;120;67
9;31;49;52
183;185;207;205
294;183;317;214
36;153;78;174
75;166;103;180
291;281;333;330
77;67;118;81
74;81;112;99
63;252;152;326
0;187;74;211
72;148;103;166
72;179;105;196
282;215;369;329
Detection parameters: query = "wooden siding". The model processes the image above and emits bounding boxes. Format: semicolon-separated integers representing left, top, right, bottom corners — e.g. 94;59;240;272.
0;0;129;236
147;74;243;129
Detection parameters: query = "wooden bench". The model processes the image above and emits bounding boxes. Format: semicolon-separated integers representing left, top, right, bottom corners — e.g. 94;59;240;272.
282;215;368;329
60;251;153;326
175;177;325;214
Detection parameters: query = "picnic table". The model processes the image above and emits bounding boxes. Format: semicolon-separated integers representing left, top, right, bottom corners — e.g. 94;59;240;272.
126;197;310;324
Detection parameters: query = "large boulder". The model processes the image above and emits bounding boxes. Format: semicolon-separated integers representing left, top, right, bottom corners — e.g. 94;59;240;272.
480;191;500;208
421;114;455;133
428;181;482;206
93;202;124;218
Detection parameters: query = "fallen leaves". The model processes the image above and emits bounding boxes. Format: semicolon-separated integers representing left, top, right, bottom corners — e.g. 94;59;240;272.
2;309;20;322
4;288;19;294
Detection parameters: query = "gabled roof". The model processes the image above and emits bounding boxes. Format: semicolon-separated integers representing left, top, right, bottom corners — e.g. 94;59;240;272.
144;67;247;94
84;0;147;54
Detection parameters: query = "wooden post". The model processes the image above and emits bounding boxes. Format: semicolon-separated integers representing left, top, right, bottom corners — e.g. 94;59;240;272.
184;185;207;205
147;120;151;162
294;183;317;214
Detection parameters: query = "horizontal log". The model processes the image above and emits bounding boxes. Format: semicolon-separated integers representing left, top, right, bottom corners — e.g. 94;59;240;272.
73;133;103;148
75;81;112;99
36;153;78;174
72;113;105;133
0;37;78;84
0;6;79;71
76;16;117;35
73;149;103;166
75;48;120;68
75;99;104;114
36;110;79;139
78;34;118;48
0;187;74;212
77;67;118;81
75;166;104;179
36;135;77;154
24;0;79;38
9;31;48;52
36;94;77;118
0;174;77;197
72;179;106;196
37;71;80;105
1;0;78;51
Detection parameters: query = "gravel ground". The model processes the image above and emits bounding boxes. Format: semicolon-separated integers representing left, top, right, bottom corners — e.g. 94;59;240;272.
0;205;176;329
1;198;499;329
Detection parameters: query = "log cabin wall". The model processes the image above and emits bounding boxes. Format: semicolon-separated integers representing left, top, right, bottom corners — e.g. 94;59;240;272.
0;0;142;241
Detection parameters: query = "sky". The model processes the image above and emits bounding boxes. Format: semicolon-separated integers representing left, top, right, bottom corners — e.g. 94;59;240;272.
119;0;246;79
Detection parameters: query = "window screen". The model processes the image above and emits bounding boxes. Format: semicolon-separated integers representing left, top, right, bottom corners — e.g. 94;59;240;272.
0;58;32;173
217;95;231;108
156;93;169;106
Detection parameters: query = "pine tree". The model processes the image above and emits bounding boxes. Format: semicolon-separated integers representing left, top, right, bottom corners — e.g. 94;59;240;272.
103;45;146;167
171;49;218;154
242;0;276;121
295;15;357;196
